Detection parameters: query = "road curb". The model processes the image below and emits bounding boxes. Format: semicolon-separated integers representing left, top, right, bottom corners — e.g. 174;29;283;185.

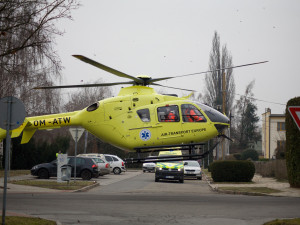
73;181;99;192
203;172;279;197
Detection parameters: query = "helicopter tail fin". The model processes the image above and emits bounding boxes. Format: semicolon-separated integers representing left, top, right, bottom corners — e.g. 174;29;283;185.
0;119;35;144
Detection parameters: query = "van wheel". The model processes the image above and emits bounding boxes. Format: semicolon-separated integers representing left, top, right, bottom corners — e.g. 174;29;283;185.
113;167;121;175
81;170;92;180
38;168;49;179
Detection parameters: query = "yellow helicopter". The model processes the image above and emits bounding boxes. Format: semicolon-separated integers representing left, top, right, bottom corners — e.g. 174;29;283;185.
0;55;267;157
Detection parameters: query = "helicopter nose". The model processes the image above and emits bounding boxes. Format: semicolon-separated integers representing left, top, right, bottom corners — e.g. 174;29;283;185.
197;103;230;133
212;113;230;133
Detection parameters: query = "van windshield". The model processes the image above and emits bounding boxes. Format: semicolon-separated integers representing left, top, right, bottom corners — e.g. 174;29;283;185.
158;155;183;163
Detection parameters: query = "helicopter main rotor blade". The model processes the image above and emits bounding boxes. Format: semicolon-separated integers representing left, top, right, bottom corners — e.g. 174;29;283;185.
73;55;141;83
33;81;135;90
149;77;174;83
175;61;268;78
152;83;196;92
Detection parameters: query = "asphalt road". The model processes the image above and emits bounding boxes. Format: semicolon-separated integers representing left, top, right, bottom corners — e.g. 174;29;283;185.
2;172;300;225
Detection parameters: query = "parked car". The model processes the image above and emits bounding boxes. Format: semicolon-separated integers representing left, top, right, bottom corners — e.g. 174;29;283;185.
142;156;157;172
91;157;110;176
183;160;202;180
78;154;110;176
30;156;99;180
77;153;126;174
102;154;126;174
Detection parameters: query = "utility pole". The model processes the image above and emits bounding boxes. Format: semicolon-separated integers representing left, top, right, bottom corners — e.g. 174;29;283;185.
222;72;226;160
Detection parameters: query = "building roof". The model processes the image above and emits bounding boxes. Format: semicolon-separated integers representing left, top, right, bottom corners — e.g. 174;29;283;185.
269;114;285;118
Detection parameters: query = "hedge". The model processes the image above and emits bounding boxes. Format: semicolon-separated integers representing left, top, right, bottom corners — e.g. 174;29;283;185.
210;160;255;182
241;149;259;161
286;97;300;188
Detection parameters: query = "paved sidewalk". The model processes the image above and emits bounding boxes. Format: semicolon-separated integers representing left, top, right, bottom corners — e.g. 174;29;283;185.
204;173;300;197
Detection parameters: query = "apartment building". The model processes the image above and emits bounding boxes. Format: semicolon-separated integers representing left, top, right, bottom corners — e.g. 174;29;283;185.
262;108;286;159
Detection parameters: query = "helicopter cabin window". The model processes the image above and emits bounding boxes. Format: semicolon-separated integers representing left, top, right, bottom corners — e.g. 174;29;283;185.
181;104;206;122
137;108;150;122
157;105;179;122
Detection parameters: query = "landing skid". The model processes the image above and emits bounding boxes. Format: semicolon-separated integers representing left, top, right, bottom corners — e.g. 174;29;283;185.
124;141;220;164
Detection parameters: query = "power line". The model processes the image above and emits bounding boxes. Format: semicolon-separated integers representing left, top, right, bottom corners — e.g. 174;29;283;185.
235;94;286;106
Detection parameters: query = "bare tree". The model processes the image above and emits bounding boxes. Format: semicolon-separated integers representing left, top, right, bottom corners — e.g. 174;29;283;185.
0;0;79;116
63;80;113;112
204;31;235;116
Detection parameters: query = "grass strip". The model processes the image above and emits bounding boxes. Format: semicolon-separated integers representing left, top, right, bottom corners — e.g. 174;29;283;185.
0;170;30;178
10;180;95;190
218;186;282;194
0;216;56;225
263;218;300;225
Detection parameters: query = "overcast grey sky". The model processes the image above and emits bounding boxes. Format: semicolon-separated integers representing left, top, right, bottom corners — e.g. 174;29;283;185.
56;0;300;120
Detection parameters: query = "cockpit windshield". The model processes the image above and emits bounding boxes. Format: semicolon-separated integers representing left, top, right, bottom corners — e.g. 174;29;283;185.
195;102;229;124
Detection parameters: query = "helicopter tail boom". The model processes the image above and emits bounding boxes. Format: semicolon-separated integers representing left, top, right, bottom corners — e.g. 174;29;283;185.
0;111;81;144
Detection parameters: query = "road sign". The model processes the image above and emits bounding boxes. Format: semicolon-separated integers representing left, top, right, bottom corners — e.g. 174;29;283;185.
0;96;26;130
69;128;85;141
288;106;300;131
69;128;85;181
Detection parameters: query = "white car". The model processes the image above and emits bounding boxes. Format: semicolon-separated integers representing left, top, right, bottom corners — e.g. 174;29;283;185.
102;154;126;174
183;160;202;180
91;157;110;176
77;154;110;176
142;156;157;172
78;153;126;175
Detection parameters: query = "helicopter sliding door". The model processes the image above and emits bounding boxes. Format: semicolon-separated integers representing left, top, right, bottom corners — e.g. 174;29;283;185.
156;105;184;144
180;104;208;143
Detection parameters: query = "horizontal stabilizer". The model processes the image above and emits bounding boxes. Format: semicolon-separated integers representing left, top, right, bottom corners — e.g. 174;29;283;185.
21;129;36;144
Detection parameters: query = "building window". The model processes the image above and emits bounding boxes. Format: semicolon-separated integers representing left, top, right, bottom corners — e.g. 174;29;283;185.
277;140;286;149
277;122;285;131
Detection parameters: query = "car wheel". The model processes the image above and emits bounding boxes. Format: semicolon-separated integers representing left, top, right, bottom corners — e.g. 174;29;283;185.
155;177;159;182
197;177;202;180
179;178;184;183
38;168;49;179
81;170;92;180
113;167;121;175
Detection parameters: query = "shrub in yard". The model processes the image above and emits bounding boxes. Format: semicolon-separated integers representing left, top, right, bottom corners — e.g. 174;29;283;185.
233;153;241;160
241;149;259;161
210;160;255;182
286;97;300;188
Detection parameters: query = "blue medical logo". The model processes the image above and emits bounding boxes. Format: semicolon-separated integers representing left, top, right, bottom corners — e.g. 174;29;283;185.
140;129;151;141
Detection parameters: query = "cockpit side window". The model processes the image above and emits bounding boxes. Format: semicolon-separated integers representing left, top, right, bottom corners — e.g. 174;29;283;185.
157;105;179;122
137;108;150;122
181;104;206;122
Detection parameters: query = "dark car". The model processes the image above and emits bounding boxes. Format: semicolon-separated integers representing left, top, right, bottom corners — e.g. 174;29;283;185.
31;156;99;180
